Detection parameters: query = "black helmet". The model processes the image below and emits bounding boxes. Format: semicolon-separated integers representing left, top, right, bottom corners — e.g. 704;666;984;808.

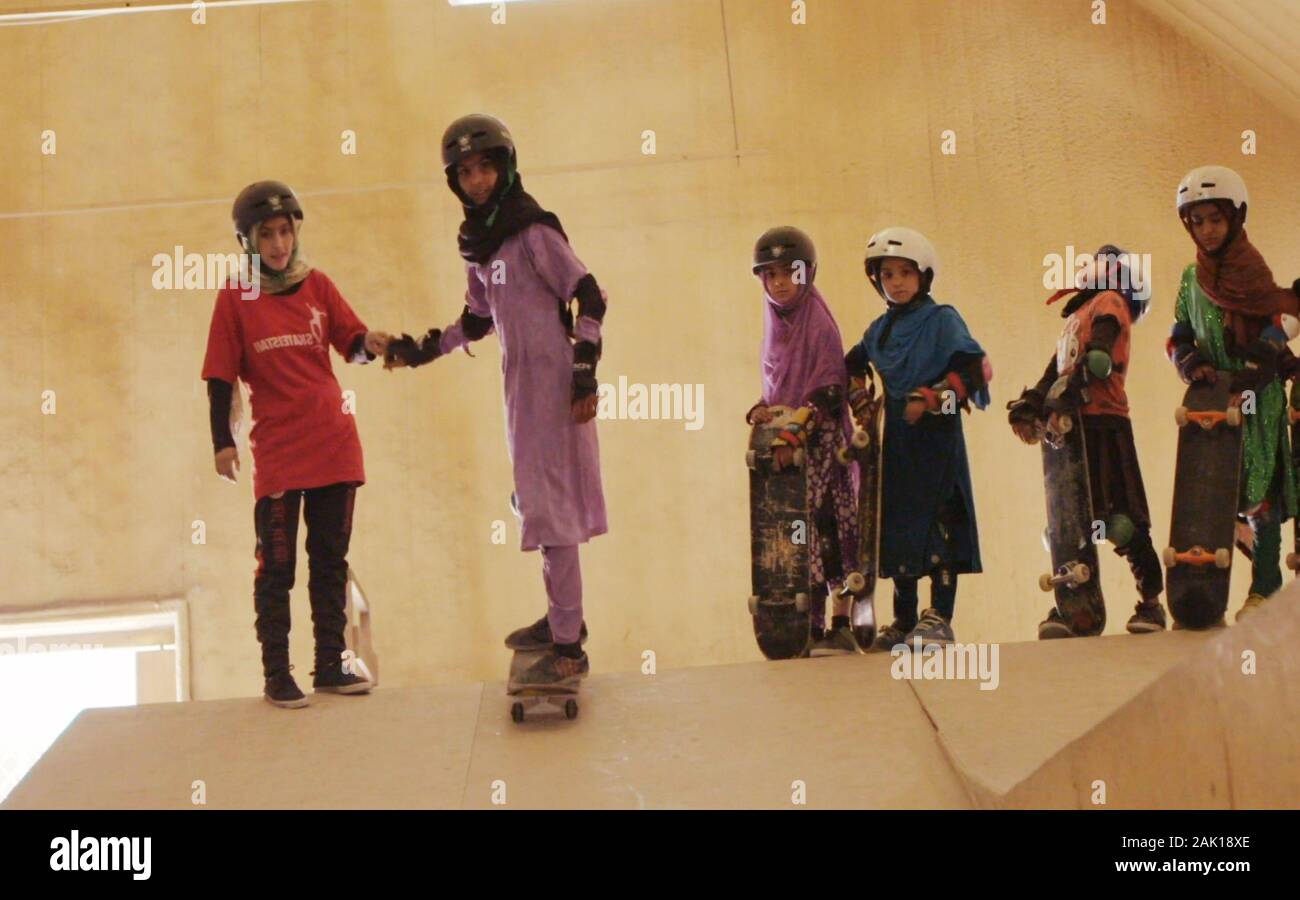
752;226;816;279
232;181;303;247
441;114;515;173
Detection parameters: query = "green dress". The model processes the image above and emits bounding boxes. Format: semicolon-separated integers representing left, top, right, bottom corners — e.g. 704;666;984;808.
1174;263;1298;519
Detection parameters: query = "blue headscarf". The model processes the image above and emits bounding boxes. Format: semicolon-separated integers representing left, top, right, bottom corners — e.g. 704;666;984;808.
865;294;990;408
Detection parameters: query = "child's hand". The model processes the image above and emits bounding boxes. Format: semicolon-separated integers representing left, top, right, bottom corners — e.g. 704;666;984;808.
773;445;795;470
1191;364;1217;384
214;446;240;484
572;394;598;423
750;406;774;425
904;398;927;424
365;331;394;358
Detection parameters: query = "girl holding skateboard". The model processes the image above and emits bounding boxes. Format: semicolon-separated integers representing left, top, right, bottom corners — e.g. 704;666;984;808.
1008;245;1167;636
845;227;991;650
202;180;388;708
385;114;607;686
746;226;861;656
1166;165;1300;622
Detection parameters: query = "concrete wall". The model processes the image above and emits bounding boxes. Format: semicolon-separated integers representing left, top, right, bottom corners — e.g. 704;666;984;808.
2;0;1299;699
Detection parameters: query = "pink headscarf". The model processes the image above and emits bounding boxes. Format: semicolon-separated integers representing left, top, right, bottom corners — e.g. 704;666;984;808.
760;283;849;409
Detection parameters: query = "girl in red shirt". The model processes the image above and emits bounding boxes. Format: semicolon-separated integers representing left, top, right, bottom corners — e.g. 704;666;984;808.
202;181;392;708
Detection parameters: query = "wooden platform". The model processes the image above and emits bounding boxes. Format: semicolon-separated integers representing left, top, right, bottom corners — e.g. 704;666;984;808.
6;585;1299;810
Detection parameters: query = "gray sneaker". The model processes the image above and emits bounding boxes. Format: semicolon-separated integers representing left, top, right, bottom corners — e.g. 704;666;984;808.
810;626;859;657
512;648;590;688
504;615;589;651
867;621;913;653
905;608;954;648
1038;607;1075;640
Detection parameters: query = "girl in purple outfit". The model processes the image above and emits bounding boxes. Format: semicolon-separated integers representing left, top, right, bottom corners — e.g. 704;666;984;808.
747;227;861;656
386;114;607;686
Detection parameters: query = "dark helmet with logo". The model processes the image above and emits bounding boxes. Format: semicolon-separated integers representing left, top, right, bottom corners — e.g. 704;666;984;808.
441;114;516;173
752;226;817;281
232;181;303;249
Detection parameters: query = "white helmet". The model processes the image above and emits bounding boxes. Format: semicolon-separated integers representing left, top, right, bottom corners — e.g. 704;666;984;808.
864;226;939;299
1176;165;1248;221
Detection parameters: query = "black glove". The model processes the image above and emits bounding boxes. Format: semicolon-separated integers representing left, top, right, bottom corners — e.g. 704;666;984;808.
1229;338;1280;393
1006;387;1045;427
1172;345;1208;385
572;340;601;402
384;329;442;369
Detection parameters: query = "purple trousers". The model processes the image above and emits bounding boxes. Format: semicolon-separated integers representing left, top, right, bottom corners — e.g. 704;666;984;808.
542;544;583;645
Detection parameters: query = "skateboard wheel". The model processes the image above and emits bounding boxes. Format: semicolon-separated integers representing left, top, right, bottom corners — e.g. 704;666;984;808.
1057;414;1073;434
748;595;760;617
565;699;578;720
1038;573;1054;592
1072;563;1091;585
836;447;851;465
1162;546;1176;568
1174;406;1189;428
851;428;870;449
844;571;867;593
794;592;810;613
792;448;805;468
1225;407;1243;428
745;449;757;470
511;702;524;724
1215;548;1231;569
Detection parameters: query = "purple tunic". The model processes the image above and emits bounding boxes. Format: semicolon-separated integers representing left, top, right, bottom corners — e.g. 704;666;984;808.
437;223;608;551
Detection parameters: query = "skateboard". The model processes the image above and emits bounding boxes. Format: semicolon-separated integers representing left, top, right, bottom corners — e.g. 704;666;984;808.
1038;403;1106;636
837;374;883;647
1165;373;1243;629
342;567;378;686
1289;385;1300;576
746;405;812;659
507;649;579;723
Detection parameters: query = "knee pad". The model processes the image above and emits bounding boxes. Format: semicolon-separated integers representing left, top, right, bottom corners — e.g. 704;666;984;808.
1107;513;1135;549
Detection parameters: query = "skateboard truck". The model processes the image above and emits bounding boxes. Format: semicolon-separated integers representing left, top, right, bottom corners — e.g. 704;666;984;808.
1162;545;1231;569
838;571;876;646
511;694;578;724
1038;561;1091;592
1174;406;1242;429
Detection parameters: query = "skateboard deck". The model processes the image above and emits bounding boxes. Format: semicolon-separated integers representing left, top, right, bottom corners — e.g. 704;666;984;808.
1166;373;1243;629
747;406;812;660
1289;397;1300;576
838;375;882;647
1039;411;1106;636
343;568;379;686
507;649;580;723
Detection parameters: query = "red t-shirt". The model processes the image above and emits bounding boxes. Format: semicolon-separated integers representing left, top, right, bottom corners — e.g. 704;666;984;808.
1055;290;1132;418
201;270;368;500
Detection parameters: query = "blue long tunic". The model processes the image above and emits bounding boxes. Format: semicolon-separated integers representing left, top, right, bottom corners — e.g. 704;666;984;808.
850;294;988;578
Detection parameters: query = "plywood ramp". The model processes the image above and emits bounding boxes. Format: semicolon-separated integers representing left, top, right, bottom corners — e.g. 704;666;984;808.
7;592;1295;809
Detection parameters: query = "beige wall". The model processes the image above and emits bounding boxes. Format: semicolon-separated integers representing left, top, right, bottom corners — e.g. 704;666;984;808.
2;0;1299;699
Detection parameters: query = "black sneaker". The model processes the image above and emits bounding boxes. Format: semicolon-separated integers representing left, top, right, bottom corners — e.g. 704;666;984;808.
1038;607;1076;640
504;615;589;651
312;660;373;695
512;648;590;689
867;621;913;653
264;666;309;709
1126;600;1167;634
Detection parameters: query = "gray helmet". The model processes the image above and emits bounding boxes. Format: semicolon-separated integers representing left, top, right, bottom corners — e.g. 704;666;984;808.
441;114;515;173
752;226;817;280
232;181;303;247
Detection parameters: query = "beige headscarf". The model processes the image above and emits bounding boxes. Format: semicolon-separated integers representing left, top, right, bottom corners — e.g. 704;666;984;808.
244;216;311;294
